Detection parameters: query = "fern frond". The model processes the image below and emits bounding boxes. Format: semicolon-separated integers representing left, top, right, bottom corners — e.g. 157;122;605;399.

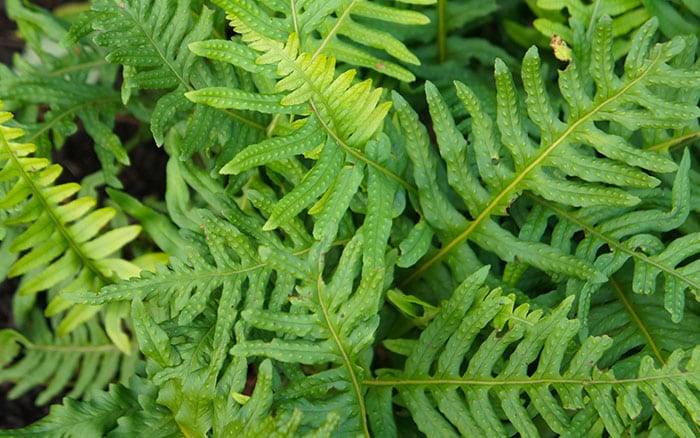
188;19;399;233
67;196;267;435
0;0;128;187
372;268;700;437
209;0;432;82
0;313;137;408
398;16;700;288
81;0;265;159
504;149;699;326
0;105;141;344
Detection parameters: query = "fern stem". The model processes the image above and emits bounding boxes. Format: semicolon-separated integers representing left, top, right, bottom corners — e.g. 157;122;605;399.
312;0;357;60
25;97;123;144
309;100;418;195
646;130;700;152
28;343;125;353
45;59;111;77
609;276;666;365
587;0;603;40
402;49;665;287
290;0;301;39
316;278;370;437
437;0;446;63
363;371;694;387
527;194;700;296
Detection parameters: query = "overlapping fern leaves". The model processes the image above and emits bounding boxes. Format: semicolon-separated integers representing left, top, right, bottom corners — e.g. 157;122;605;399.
1;1;700;436
186;0;417;232
0;0;128;186
72;0;268;161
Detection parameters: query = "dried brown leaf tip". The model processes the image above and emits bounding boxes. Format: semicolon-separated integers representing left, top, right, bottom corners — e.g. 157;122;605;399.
550;34;572;63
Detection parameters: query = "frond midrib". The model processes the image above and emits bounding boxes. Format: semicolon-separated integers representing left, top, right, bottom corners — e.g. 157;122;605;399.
315;277;370;437
310;101;416;195
28;342;127;353
25;96;123;144
311;0;357;59
610;276;666;365
365;370;697;387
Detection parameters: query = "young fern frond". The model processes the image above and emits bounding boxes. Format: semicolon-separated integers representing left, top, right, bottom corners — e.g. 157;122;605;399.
373;268;700;437
208;0;432;82
398;16;700;287
188;11;399;233
0;105;140;345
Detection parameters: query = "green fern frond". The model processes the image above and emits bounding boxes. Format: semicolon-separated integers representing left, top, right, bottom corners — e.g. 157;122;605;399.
398;16;700;287
503;149;698;326
80;0;265;158
0;105;141;344
0;0;127;187
188;18;398;232
0;312;137;408
67;200;264;435
372;268;700;437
